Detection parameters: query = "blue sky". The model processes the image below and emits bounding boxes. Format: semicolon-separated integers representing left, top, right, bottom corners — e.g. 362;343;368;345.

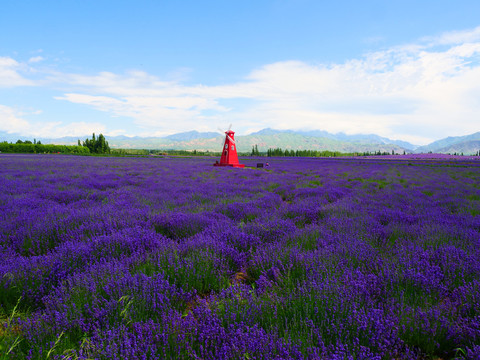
1;0;480;144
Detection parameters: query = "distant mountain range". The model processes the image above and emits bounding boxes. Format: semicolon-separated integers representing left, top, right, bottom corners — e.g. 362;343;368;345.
415;132;480;154
1;129;480;154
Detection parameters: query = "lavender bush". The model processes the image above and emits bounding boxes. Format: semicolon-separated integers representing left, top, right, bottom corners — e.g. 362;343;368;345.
1;153;479;359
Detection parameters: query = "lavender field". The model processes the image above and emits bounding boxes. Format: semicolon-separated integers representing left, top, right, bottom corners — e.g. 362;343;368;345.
1;154;480;359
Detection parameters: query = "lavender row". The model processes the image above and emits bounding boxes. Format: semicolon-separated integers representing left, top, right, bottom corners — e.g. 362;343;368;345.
1;154;479;359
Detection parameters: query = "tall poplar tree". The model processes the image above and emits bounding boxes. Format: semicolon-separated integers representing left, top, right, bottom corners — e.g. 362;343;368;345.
83;133;111;154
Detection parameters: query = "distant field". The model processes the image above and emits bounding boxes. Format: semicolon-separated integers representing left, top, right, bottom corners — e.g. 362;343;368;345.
1;154;479;359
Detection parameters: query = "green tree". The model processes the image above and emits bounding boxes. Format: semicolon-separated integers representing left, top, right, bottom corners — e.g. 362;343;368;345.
83;133;110;154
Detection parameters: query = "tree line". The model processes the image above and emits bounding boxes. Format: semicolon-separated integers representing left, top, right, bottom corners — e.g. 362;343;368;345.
80;133;110;154
0;142;90;154
3;136;479;157
263;147;357;157
0;133;110;155
251;146;404;157
258;147;480;157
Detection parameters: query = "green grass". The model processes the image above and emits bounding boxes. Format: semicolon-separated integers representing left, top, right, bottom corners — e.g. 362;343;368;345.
133;249;232;294
286;230;320;251
0;297;23;360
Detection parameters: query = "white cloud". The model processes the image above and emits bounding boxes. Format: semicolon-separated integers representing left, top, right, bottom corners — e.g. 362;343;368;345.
54;92;226;136
3;26;480;143
47;121;107;138
428;25;480;46
28;56;44;63
0;104;106;138
219;32;480;143
0;105;31;133
0;57;35;87
59;27;480;143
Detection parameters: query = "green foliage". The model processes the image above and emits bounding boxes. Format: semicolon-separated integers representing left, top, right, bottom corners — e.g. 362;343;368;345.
0;297;23;360
82;133;110;154
266;147;359;157
133;249;231;294
111;148;150;156
0;141;89;154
